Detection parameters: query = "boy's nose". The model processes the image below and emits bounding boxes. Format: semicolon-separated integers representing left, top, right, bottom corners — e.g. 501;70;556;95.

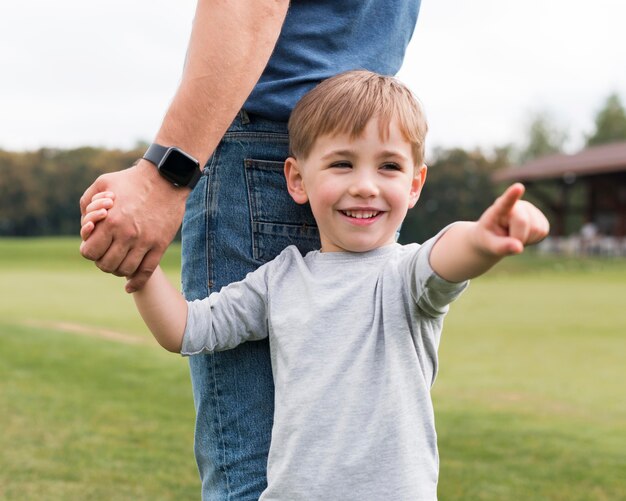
348;173;379;198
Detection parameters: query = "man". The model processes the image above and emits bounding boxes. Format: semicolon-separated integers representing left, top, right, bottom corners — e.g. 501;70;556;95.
80;1;422;498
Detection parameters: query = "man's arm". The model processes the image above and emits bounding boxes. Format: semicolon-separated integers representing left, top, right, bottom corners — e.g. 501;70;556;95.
429;184;550;283
80;0;290;293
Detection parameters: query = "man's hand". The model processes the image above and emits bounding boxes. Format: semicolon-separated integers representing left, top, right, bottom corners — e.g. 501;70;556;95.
79;159;190;293
472;183;550;257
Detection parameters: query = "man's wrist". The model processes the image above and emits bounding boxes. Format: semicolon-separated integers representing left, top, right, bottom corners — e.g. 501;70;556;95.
135;159;195;199
142;143;202;189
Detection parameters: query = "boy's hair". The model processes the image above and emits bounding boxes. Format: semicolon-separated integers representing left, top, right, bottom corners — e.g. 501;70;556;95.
288;70;428;166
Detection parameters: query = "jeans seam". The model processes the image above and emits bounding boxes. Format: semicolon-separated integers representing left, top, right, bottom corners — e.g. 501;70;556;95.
204;148;220;290
204;148;233;496
243;159;259;261
222;131;289;143
208;353;233;498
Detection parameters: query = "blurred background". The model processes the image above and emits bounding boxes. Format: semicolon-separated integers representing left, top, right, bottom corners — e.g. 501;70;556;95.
0;1;624;500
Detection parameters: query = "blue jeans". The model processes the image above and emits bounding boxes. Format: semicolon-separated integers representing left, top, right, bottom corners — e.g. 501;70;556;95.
181;111;320;500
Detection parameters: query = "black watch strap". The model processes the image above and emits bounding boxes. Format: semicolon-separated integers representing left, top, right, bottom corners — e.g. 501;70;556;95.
143;143;202;189
143;143;169;166
185;167;202;189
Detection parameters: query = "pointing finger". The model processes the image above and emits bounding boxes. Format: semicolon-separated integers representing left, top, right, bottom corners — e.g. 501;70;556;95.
493;183;525;220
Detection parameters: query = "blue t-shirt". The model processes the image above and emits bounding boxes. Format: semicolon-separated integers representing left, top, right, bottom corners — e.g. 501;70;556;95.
243;0;421;122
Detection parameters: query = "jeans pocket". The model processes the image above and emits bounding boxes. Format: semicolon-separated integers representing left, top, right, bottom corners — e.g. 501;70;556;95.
244;159;319;262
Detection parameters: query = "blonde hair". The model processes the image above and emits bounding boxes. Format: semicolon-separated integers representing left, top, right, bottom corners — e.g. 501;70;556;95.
288;70;428;165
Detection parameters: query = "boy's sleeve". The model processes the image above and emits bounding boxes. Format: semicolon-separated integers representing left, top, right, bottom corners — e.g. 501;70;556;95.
181;260;272;356
405;224;469;317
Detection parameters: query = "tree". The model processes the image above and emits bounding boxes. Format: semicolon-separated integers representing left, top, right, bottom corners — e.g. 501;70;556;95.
586;93;626;146
399;147;503;244
0;147;142;236
517;112;567;164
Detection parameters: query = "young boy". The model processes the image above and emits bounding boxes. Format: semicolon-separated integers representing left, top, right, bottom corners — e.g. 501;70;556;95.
81;70;549;499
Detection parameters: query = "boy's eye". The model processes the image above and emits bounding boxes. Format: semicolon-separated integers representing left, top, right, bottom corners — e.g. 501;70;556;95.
381;162;402;171
330;161;352;169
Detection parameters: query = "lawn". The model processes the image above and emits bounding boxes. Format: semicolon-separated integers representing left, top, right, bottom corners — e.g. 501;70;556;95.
1;238;625;500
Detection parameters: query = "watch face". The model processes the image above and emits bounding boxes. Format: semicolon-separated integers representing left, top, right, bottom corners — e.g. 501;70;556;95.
160;148;200;186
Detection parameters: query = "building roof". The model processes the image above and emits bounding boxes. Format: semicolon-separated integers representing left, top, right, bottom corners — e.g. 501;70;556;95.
493;141;626;183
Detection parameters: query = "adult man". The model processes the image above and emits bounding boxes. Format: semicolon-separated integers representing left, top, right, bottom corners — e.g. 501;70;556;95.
80;1;422;498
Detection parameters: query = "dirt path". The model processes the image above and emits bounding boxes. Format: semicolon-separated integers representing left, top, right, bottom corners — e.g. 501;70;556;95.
22;320;153;346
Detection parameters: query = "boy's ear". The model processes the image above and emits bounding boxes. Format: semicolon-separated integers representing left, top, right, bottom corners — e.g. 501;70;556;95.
408;164;427;209
284;157;309;205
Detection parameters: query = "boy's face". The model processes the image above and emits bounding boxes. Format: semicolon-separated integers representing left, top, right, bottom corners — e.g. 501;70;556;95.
285;118;427;253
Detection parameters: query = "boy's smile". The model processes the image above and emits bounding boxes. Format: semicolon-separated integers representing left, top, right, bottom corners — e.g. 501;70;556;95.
285;118;427;253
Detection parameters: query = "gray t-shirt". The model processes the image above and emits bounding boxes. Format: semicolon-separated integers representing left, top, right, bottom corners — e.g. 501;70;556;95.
182;234;467;500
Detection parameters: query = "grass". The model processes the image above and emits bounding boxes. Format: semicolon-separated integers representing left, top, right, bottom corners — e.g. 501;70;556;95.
1;238;625;500
0;238;197;500
436;253;626;500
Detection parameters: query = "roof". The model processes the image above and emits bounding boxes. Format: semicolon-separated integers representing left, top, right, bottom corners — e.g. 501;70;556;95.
493;141;626;183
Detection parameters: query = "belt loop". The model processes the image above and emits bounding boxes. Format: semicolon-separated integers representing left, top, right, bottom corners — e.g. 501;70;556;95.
239;109;250;125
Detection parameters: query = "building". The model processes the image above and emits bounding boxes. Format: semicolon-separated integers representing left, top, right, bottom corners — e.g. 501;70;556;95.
493;141;626;255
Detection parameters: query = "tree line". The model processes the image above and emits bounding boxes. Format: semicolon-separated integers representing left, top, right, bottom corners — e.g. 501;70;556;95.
0;147;142;236
1;93;625;240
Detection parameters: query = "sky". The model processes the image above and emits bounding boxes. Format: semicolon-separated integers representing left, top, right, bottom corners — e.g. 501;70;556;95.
1;0;625;158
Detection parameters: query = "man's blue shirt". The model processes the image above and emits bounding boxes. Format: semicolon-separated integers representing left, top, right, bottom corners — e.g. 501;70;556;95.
244;0;421;122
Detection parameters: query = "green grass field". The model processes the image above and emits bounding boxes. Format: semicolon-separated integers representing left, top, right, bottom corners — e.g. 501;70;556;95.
1;238;625;500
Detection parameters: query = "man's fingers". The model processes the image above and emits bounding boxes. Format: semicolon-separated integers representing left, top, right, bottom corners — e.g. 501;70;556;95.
125;249;162;293
80;223;114;261
116;246;151;278
95;238;132;274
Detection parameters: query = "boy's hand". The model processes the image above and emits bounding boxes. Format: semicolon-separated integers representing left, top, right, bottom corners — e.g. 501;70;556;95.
473;183;549;257
80;192;116;241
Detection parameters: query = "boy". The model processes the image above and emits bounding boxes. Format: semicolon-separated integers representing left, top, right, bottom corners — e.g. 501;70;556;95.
81;70;549;499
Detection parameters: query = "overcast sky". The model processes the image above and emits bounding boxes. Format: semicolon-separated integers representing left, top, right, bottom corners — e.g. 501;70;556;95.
1;0;625;158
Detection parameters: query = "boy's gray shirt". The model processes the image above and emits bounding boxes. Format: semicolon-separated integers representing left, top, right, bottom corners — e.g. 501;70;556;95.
182;233;467;500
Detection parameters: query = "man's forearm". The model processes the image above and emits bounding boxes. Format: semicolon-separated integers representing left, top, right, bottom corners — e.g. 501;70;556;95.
155;0;290;166
79;1;289;291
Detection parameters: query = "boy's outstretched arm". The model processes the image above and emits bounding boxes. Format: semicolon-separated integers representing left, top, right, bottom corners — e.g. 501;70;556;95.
429;183;549;283
81;193;187;353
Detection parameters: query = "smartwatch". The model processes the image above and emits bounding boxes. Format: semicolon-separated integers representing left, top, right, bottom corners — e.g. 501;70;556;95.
143;143;202;188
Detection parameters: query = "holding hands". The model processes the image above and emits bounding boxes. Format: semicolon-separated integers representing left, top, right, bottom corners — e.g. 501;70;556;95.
81;190;188;350
80;191;116;241
79;163;189;293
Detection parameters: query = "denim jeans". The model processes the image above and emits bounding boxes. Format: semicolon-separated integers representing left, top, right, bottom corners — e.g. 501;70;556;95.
181;111;320;500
